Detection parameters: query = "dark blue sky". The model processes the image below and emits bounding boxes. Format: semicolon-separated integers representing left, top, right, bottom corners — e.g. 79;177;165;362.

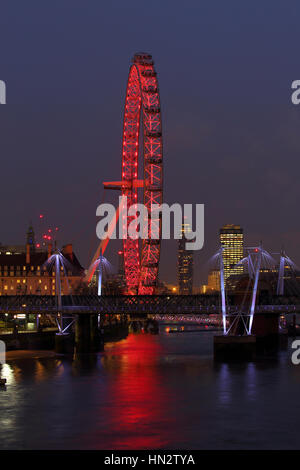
1;0;300;284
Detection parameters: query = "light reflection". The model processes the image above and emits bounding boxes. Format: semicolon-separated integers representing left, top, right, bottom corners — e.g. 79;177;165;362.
245;362;257;401
101;333;174;449
1;363;15;385
217;363;232;406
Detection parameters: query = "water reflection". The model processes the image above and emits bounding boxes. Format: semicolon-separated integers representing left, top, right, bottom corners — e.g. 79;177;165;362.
0;332;300;449
100;334;174;449
217;363;232;406
216;362;258;407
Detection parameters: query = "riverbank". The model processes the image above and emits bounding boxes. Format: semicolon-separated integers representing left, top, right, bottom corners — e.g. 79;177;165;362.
0;322;129;352
6;350;57;360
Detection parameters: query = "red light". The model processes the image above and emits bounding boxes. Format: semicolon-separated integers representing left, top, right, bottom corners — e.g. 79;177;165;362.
39;214;44;219
36;243;40;248
121;55;162;295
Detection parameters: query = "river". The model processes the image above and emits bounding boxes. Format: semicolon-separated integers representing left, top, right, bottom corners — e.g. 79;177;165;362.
0;330;299;449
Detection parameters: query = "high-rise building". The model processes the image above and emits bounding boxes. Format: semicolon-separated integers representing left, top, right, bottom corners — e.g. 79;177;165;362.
219;224;244;284
177;222;194;295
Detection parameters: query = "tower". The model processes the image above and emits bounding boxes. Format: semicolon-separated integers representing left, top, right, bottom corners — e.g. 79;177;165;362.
177;222;194;295
26;223;36;254
219;224;244;284
118;250;125;276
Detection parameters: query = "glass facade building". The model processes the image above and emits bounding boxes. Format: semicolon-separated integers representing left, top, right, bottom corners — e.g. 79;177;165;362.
219;224;244;285
177;222;194;294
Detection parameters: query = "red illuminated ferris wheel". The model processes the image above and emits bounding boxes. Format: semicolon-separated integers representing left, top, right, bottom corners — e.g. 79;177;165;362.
121;52;163;294
88;53;163;294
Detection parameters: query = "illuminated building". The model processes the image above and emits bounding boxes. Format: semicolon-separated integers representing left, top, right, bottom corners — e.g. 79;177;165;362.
0;226;84;296
165;283;178;294
177;222;193;295
207;269;220;292
219;224;244;285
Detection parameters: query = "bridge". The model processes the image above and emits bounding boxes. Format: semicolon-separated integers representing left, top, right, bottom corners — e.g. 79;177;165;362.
1;294;299;316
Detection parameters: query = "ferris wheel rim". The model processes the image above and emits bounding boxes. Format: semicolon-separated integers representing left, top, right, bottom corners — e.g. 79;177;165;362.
121;53;163;295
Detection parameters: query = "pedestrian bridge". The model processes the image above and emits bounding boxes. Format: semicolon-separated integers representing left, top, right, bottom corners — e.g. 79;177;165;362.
0;294;299;316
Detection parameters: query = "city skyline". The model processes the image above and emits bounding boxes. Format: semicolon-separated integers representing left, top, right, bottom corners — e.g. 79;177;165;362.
0;219;289;290
1;2;300;286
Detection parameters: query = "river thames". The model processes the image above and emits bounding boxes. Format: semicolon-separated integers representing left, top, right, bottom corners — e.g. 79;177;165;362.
0;330;299;450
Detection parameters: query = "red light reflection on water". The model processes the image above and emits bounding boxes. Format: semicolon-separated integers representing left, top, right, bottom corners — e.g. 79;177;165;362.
101;333;175;449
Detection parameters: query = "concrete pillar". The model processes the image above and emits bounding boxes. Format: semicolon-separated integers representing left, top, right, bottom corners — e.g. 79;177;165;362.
214;335;256;361
75;314;103;354
55;333;74;354
75;315;91;354
90;314;104;352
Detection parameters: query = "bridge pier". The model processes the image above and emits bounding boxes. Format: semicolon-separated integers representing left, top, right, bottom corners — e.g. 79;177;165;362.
214;335;256;361
214;312;283;360
252;312;279;337
55;332;74;354
253;312;286;353
55;314;104;355
75;314;103;355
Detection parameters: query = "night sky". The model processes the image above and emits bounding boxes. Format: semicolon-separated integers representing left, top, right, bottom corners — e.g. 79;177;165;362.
1;0;300;285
